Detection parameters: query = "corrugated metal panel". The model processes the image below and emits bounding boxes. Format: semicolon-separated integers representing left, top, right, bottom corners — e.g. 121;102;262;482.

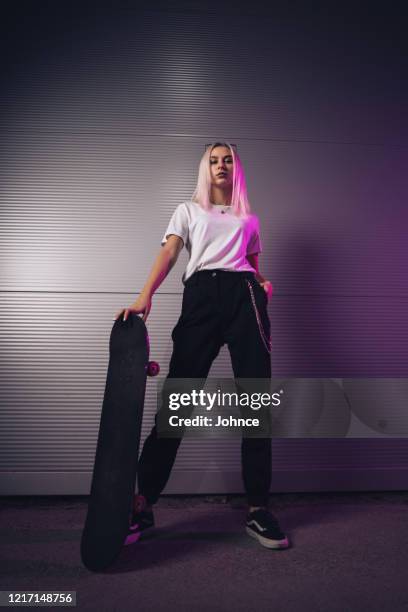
1;6;406;144
1;133;407;296
1;292;408;494
1;3;407;494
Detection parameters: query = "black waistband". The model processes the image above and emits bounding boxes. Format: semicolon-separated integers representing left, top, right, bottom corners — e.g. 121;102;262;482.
185;269;255;286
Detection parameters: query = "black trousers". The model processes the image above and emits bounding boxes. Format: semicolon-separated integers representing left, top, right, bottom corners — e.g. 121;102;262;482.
137;269;272;507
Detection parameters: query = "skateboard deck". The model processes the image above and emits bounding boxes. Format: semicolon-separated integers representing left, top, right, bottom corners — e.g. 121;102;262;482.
80;313;159;572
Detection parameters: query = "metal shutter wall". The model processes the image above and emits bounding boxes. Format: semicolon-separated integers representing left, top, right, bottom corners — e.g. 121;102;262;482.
1;4;407;494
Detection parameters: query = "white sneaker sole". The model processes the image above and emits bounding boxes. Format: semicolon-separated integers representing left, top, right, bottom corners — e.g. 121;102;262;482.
124;522;155;546
246;526;290;549
124;530;142;546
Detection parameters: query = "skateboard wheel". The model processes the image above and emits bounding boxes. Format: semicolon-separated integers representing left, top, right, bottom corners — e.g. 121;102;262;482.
147;361;160;376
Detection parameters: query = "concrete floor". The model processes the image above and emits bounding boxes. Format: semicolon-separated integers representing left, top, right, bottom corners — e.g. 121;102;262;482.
1;492;408;611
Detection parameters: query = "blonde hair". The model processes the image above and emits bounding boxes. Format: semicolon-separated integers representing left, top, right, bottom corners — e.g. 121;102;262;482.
190;141;252;217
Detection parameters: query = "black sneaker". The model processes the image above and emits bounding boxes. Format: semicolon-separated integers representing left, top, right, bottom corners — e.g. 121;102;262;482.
125;508;155;546
246;508;289;549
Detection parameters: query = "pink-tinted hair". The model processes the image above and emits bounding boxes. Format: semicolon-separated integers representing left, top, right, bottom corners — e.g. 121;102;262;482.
190;141;252;217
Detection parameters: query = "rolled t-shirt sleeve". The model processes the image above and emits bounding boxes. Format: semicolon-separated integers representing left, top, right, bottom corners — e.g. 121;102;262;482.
246;216;263;255
161;203;189;247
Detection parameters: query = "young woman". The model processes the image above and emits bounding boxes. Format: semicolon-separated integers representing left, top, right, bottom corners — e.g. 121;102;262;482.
115;142;289;549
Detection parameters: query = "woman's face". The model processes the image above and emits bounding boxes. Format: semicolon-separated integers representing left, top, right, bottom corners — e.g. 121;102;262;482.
209;146;234;188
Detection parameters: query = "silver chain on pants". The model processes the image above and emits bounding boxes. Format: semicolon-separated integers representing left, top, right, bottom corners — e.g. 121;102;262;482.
246;280;272;354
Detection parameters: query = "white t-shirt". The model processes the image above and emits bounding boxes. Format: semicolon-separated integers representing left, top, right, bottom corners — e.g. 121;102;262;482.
161;200;262;284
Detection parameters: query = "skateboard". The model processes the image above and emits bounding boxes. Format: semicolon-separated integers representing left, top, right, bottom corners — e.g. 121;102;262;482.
80;313;159;572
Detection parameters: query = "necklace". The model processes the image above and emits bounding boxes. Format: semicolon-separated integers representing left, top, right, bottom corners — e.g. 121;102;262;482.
211;203;230;214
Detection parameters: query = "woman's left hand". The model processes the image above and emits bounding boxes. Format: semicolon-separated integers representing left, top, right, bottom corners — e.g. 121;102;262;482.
260;280;273;301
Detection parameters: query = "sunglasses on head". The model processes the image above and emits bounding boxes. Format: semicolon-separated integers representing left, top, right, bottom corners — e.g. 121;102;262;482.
205;143;238;151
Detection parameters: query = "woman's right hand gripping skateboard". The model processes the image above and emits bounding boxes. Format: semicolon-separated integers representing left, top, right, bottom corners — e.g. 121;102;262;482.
114;293;152;323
